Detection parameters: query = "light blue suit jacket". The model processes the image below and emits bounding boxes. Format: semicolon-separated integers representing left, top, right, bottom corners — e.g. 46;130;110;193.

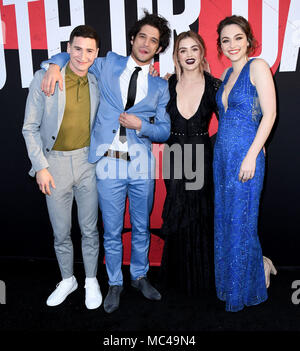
44;52;171;166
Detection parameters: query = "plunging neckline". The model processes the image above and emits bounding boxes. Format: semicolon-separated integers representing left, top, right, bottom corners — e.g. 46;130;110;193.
221;59;251;113
175;75;206;121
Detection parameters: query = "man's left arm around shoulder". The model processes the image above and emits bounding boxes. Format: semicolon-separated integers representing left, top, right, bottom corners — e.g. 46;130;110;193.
139;80;171;142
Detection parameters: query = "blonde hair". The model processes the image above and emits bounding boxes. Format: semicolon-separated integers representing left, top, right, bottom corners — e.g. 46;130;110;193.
173;30;207;80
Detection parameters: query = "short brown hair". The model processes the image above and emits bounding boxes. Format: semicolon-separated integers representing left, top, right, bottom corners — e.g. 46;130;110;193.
173;30;207;80
69;25;99;48
217;15;257;57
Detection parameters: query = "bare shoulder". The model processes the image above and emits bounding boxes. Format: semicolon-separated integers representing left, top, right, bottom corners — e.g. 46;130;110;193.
251;58;270;73
250;58;272;85
220;67;231;81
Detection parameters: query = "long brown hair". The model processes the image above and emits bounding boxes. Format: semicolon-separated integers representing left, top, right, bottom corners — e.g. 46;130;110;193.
173;30;207;80
217;15;257;58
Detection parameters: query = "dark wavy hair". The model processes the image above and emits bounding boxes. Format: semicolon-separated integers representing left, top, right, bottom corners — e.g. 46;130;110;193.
128;10;171;53
69;25;99;48
217;15;257;57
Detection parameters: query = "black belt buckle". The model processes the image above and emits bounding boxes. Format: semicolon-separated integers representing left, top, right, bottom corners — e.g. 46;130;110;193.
119;151;130;161
124;152;131;161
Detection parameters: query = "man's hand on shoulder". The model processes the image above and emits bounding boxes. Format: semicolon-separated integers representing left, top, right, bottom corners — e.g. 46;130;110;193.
149;64;159;77
163;73;172;80
36;168;56;195
41;64;63;97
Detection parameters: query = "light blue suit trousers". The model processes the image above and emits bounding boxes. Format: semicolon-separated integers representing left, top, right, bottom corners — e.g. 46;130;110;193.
96;156;154;286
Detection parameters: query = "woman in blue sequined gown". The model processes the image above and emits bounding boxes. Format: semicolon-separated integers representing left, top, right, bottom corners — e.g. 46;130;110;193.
213;16;277;312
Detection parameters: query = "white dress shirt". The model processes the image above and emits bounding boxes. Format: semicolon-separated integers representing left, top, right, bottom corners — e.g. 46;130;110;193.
109;55;150;152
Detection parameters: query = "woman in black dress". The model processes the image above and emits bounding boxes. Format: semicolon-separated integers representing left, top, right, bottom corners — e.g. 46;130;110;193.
160;31;221;295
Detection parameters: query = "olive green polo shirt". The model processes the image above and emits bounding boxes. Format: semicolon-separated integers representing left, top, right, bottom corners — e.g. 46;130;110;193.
53;64;90;151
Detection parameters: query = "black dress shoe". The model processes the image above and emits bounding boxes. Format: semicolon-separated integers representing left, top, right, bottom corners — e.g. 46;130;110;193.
103;285;123;313
131;277;161;300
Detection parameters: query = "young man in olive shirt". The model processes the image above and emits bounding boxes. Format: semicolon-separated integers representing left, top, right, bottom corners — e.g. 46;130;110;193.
22;25;102;309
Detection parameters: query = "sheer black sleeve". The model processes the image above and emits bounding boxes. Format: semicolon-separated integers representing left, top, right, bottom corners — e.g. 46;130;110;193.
166;74;177;114
204;72;222;120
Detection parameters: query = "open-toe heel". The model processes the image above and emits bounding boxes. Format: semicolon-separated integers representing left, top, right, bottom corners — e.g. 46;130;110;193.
263;256;277;288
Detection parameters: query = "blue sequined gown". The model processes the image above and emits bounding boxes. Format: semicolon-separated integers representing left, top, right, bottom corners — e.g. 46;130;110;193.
213;59;268;312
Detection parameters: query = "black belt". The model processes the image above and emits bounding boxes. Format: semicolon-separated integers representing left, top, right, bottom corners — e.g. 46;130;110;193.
171;131;208;136
104;149;131;161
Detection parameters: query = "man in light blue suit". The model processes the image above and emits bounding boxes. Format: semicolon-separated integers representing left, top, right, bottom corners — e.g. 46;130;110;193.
42;12;171;313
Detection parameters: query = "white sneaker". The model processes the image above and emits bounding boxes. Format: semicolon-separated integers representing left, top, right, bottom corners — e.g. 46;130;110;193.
46;276;78;306
84;277;102;309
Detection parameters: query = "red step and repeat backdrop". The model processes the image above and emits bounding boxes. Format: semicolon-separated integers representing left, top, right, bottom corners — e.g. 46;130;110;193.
1;0;299;265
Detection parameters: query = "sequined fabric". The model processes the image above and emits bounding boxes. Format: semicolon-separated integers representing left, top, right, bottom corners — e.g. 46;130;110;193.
213;59;268;312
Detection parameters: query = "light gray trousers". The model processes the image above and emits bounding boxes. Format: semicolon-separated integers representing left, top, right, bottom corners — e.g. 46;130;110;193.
45;147;99;279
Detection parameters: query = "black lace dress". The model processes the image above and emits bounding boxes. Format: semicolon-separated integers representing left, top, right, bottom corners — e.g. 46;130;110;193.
160;72;221;296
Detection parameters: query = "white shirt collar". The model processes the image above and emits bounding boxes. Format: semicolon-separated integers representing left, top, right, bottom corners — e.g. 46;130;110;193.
127;55;150;76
